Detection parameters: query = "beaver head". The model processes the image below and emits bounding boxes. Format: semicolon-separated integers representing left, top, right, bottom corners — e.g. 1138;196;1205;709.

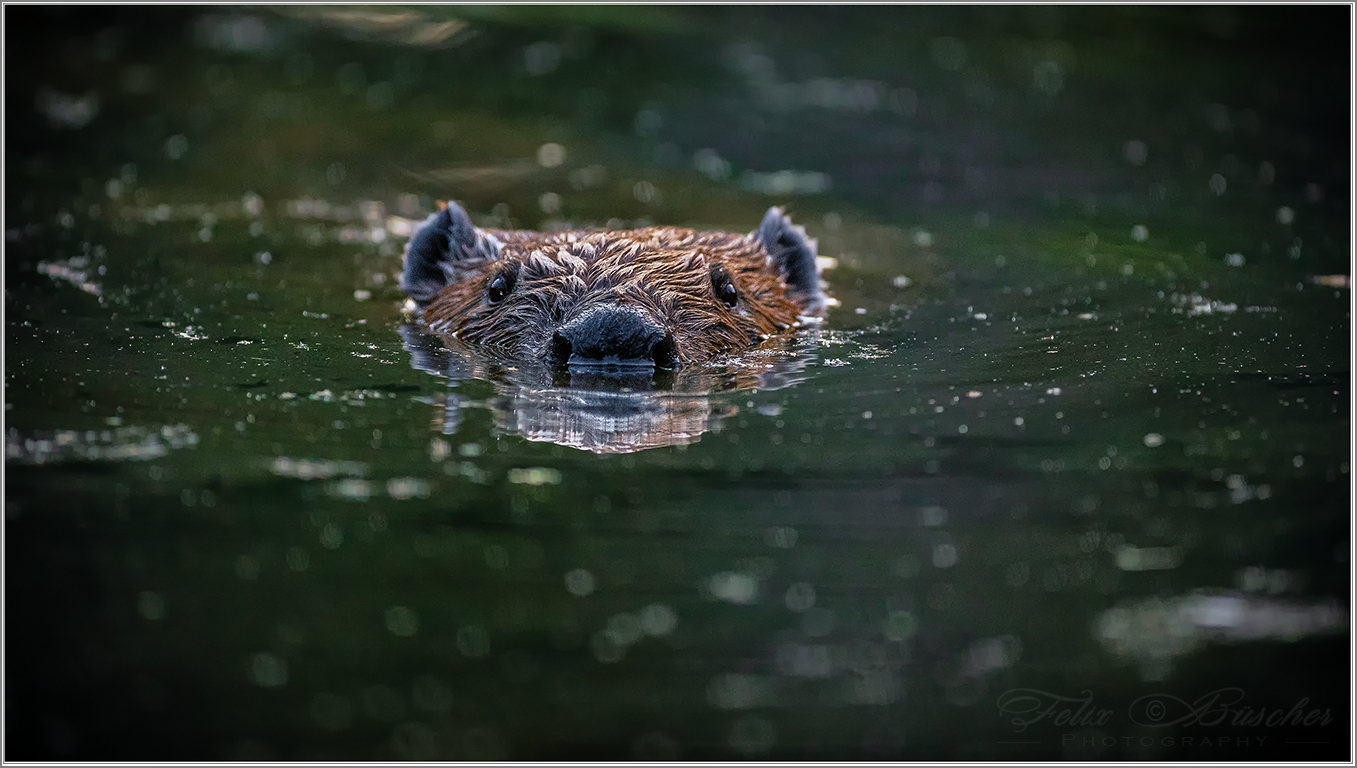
400;201;828;369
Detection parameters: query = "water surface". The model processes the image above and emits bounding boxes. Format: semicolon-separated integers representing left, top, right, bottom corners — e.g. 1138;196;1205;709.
5;6;1350;760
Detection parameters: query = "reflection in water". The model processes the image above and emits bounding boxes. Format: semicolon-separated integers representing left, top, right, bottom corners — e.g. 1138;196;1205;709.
1095;590;1349;682
399;323;818;454
268;7;471;48
7;5;1349;760
494;384;715;455
6;423;199;464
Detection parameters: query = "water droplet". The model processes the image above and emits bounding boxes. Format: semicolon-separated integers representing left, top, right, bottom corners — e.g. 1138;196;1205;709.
138;591;165;620
319;524;343;550
633;180;657;204
564;568;595;596
249;652;287;688
639;603;678;636
1124;140;1148;166
164;134;188;160
606;613;643;646
708;572;758;604
385;606;418;637
933;543;959;568
918;505;948;526
537;142;566;168
1033;60;1064;95
882;609;917;641
763;525;797;548
286;547;309;572
524;41;561;76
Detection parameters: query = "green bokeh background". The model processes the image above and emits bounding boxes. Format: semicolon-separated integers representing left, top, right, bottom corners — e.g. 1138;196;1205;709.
5;5;1350;760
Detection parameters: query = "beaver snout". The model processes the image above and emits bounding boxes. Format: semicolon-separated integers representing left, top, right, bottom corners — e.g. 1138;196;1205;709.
548;306;680;370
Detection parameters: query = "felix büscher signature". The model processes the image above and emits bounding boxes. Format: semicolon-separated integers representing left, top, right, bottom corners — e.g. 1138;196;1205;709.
996;688;1334;734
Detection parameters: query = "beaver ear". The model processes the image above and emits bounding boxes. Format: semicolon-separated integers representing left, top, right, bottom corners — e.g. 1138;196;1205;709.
400;200;503;305
754;206;825;312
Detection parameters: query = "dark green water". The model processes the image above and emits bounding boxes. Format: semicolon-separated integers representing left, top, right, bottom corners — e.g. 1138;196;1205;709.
5;6;1351;760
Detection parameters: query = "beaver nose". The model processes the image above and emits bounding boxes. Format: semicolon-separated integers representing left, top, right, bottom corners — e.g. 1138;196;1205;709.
549;307;679;369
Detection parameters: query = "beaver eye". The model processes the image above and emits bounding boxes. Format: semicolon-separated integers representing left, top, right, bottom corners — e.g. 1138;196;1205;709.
719;280;738;308
486;266;518;304
711;265;739;308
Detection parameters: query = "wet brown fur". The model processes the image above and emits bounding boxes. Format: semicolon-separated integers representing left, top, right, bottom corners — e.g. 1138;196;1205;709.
419;226;821;364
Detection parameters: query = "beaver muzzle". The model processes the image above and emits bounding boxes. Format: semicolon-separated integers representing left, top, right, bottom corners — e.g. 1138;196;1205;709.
548;306;680;370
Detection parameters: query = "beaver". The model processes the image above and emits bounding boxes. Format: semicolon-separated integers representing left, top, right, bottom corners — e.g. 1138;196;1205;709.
400;201;829;369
